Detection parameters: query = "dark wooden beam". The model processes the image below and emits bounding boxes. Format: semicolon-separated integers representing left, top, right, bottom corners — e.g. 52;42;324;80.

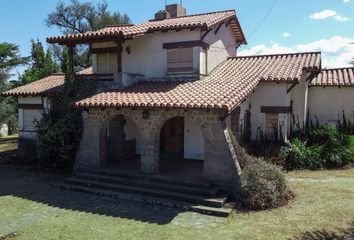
225;18;233;27
163;40;209;50
214;22;224;35
91;47;118;54
68;44;75;74
18;104;43;109
117;43;122;73
287;82;298;93
201;29;212;40
261;106;292;114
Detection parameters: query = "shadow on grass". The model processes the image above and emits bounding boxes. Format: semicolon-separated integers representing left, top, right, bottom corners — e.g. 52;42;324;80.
0;165;182;225
294;222;354;240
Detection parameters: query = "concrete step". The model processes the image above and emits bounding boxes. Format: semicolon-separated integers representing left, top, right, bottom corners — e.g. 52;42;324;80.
54;183;233;217
77;168;211;189
64;177;228;208
75;172;219;197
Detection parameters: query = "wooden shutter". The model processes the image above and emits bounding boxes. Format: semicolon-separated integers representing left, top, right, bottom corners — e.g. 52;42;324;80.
167;48;194;73
265;113;278;139
97;53;118;74
23;109;42;131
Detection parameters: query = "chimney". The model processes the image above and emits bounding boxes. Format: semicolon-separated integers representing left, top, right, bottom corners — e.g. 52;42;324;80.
154;3;186;20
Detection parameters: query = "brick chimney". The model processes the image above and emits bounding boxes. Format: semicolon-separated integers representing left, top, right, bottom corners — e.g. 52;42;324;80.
155;4;186;20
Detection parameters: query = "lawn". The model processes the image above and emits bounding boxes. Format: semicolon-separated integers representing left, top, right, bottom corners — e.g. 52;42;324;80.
0;137;353;240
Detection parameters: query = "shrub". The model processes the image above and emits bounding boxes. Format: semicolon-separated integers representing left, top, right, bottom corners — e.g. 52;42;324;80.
239;159;294;210
281;138;323;170
282;126;354;170
309;126;353;169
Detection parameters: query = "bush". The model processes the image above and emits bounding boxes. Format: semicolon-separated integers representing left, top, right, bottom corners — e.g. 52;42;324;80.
240;159;294;210
282;138;323;170
282;126;353;170
36;109;83;170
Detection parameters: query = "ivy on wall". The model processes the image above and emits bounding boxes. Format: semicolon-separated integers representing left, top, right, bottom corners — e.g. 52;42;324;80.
36;74;97;171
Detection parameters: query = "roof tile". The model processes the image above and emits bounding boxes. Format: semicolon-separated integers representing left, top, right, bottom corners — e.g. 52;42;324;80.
47;10;246;44
74;52;321;112
310;67;354;86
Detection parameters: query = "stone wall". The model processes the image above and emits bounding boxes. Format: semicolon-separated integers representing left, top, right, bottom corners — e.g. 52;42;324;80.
75;107;240;184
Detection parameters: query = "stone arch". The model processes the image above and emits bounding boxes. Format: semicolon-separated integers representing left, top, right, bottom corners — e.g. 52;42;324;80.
99;109;142;168
150;109;210;177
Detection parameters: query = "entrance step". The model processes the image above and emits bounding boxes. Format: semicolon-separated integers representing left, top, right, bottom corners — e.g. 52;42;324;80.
54;183;233;217
74;172;220;197
79;167;211;189
53;167;234;217
64;177;227;208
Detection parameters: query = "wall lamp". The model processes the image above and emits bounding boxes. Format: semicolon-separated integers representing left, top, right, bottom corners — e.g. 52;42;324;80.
142;110;150;119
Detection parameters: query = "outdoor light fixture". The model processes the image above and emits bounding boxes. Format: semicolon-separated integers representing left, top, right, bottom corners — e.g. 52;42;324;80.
142;110;149;119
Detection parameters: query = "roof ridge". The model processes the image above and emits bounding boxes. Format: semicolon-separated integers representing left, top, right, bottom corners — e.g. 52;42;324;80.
231;51;321;59
148;9;236;22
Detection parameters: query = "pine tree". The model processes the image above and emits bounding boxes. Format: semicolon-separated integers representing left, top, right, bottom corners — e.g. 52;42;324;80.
21;40;59;84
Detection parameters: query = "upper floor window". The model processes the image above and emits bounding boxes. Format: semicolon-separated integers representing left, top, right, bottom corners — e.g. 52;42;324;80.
97;52;118;74
167;47;194;74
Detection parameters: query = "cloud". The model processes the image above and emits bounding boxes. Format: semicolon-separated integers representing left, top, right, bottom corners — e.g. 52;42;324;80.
309;9;350;22
239;36;354;68
343;0;350;3
282;32;291;38
309;9;337;20
334;15;350;22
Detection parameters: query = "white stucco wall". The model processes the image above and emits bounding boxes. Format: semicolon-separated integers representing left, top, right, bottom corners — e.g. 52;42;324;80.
121;30;201;78
245;82;290;140
184;118;204;160
123;117;141;155
289;73;310;129
18;96;47;139
204;23;237;73
91;24;237;79
308;86;354;126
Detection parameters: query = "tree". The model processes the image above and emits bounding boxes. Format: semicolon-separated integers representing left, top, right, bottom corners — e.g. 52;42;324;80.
46;0;131;68
0;43;28;134
21;40;59;84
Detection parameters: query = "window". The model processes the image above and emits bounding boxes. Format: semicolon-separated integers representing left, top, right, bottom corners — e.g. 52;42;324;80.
167;47;194;73
97;52;118;74
265;113;278;139
23;109;42;132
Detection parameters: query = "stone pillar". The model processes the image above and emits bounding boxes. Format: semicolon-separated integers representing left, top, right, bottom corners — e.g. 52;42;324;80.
74;110;103;171
140;128;159;174
203;119;238;184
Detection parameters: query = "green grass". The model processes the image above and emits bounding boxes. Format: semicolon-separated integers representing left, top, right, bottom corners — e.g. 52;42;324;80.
0;138;353;239
0;166;353;240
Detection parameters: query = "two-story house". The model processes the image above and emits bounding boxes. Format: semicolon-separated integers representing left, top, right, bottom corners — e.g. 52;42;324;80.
4;5;354;186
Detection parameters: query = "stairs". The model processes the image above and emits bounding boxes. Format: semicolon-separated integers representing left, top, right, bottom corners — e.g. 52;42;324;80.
53;168;233;217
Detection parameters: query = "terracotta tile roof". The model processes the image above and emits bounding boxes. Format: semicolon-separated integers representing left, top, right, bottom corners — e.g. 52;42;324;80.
2;67;93;97
74;52;321;112
47;10;246;45
310;67;354;87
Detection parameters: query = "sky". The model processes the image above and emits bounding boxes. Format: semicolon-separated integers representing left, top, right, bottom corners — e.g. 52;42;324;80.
0;0;353;78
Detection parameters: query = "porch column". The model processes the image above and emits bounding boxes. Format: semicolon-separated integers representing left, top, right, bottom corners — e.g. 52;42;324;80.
140;128;159;174
67;44;76;74
203;119;239;184
74;110;103;171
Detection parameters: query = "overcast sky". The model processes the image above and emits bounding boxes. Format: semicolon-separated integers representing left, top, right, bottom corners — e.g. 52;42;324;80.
1;0;353;77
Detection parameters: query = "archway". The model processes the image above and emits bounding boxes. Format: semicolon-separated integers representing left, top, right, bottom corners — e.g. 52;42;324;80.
159;116;204;179
100;114;141;172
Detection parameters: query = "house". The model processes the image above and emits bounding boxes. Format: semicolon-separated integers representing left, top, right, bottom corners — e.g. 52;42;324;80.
3;4;354;185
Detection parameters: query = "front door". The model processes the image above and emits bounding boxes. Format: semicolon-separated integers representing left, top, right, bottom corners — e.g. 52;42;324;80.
161;117;184;156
